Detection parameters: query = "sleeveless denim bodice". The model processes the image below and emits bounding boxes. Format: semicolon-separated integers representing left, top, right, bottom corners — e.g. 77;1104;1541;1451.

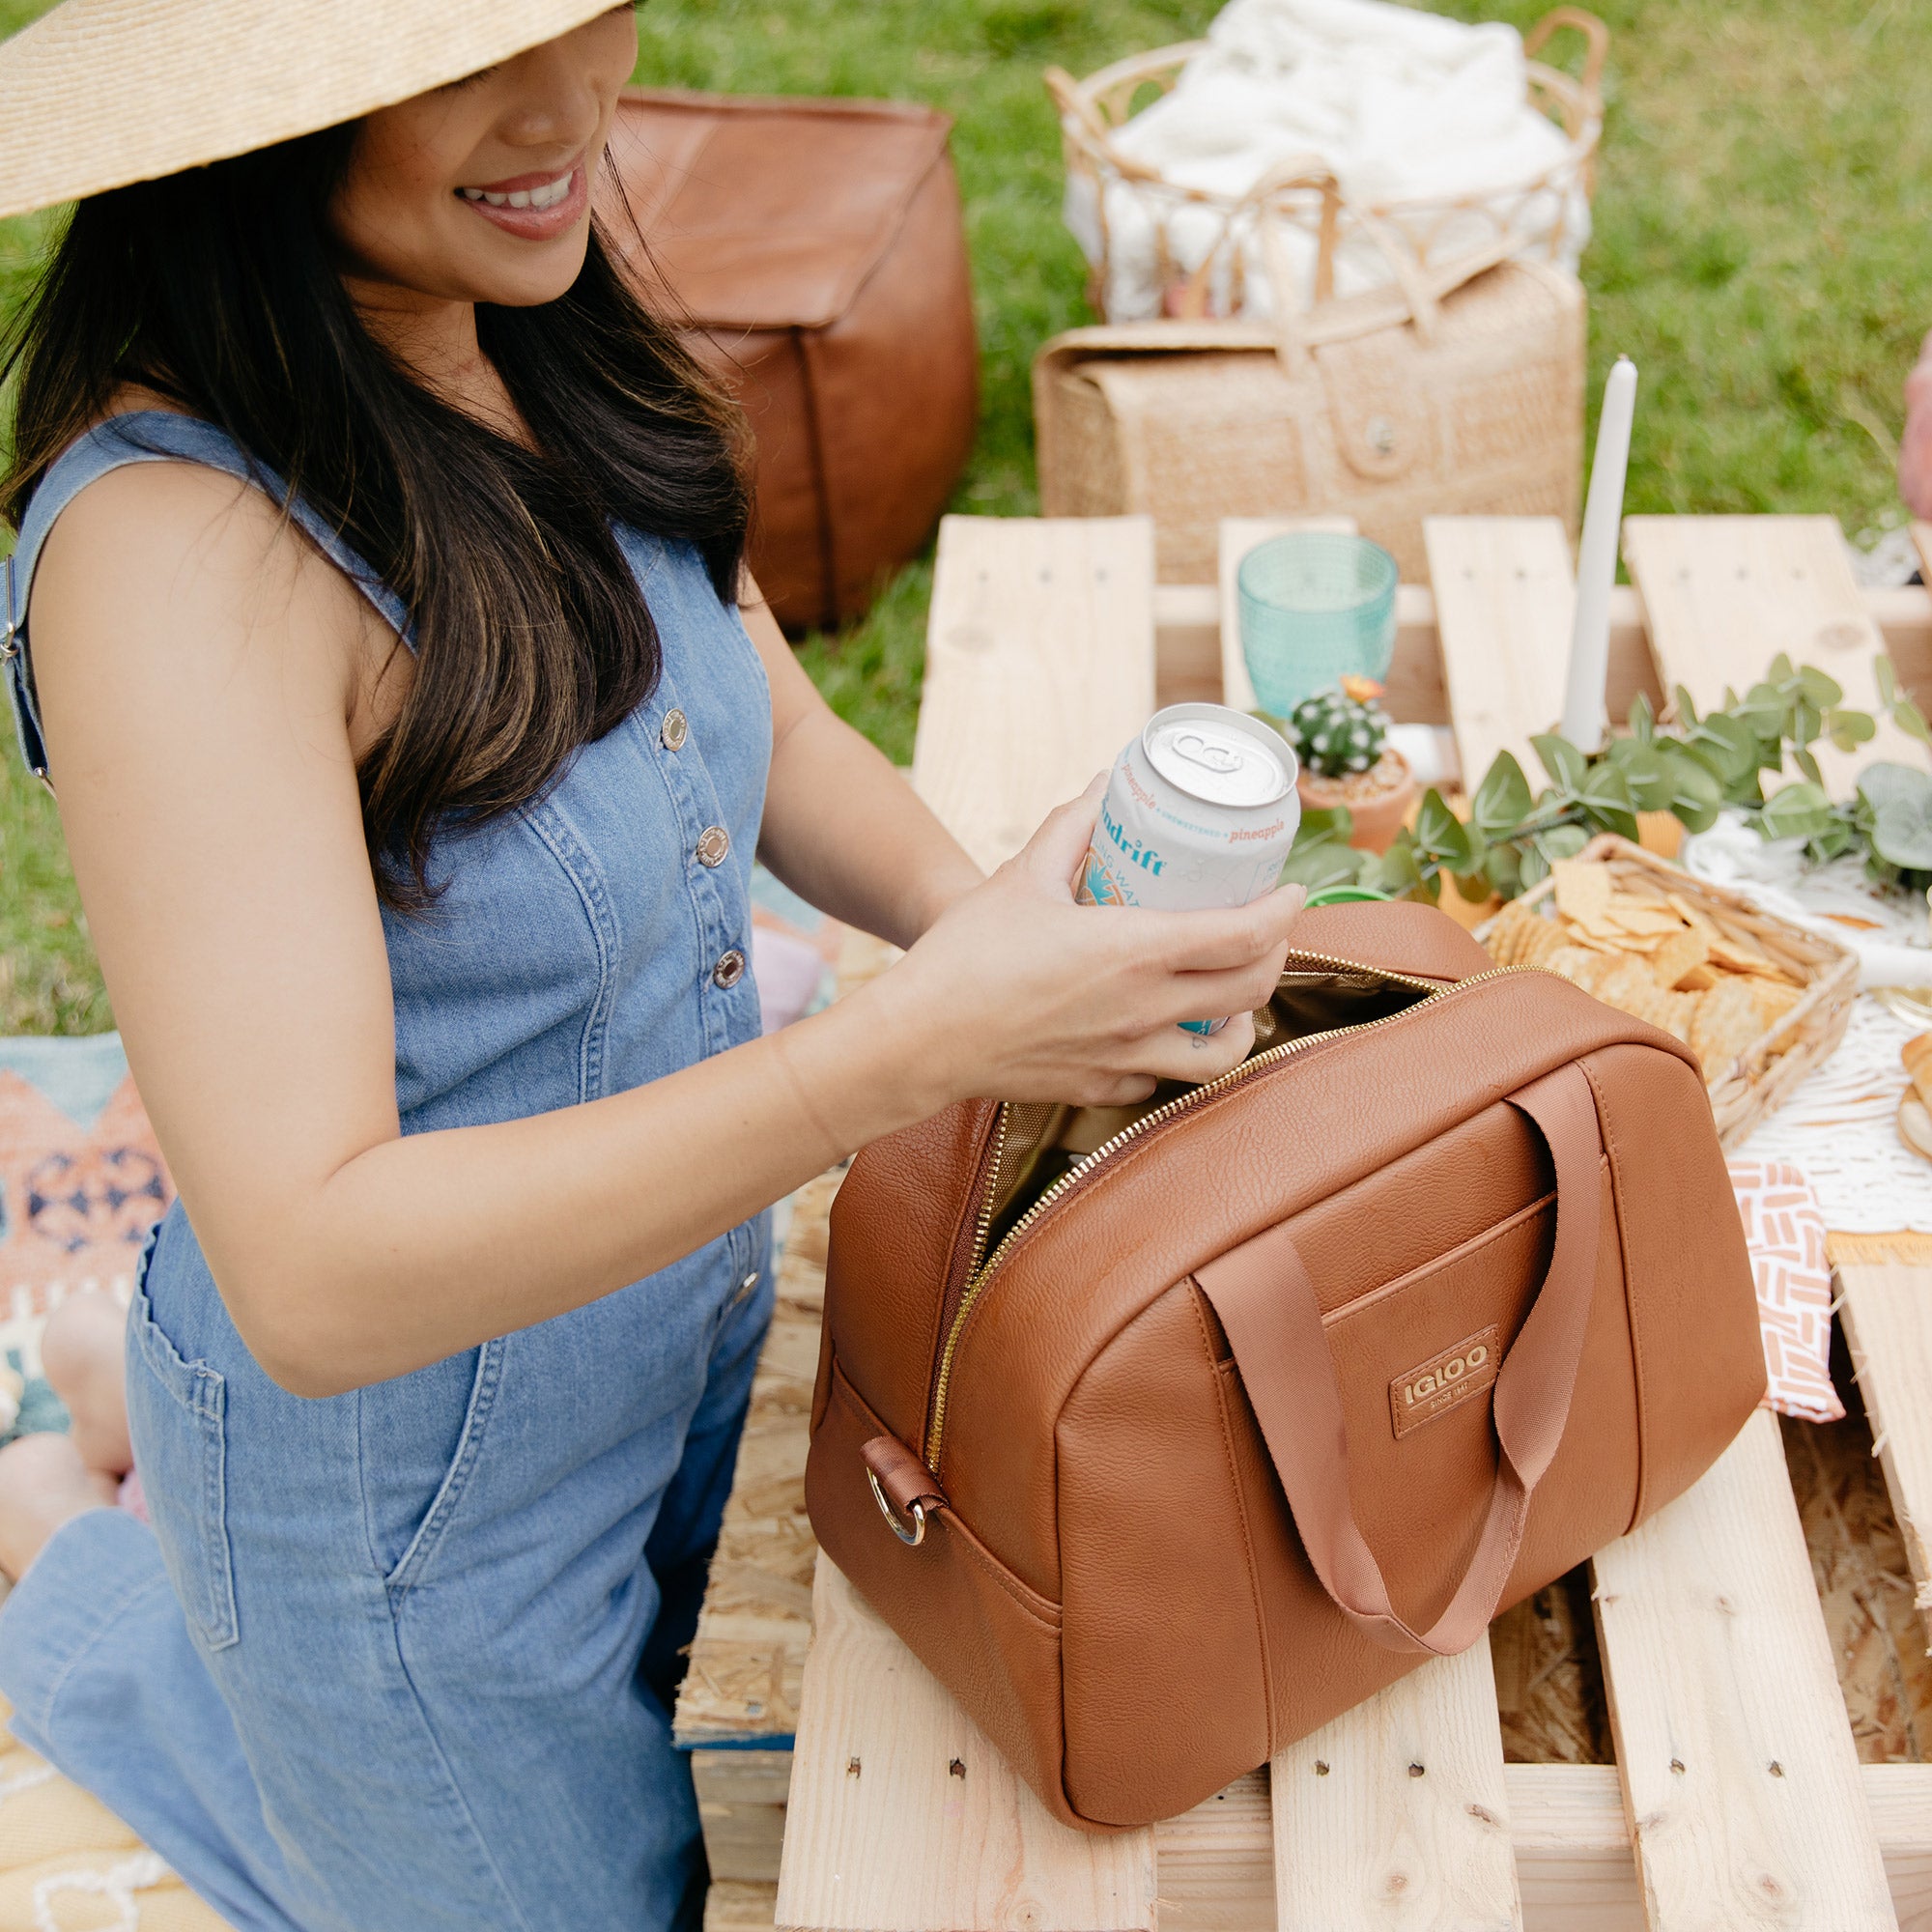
7;412;774;1139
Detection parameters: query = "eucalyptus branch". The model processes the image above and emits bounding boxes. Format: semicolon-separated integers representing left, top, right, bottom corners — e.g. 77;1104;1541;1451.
1281;654;1932;905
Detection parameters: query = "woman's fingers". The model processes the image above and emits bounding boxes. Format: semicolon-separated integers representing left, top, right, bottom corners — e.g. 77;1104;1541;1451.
1126;1009;1258;1085
1142;881;1309;973
1018;775;1109;895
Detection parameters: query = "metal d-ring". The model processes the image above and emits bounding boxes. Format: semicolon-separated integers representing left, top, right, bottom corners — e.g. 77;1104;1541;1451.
867;1466;927;1547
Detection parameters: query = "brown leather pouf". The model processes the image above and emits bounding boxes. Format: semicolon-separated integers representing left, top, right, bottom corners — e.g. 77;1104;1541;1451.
606;87;980;636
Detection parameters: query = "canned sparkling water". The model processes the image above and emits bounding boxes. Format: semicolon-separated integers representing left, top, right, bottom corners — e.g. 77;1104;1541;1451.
1076;703;1300;1034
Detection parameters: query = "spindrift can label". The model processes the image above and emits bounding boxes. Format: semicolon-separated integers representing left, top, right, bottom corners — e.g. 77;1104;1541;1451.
1077;704;1300;1033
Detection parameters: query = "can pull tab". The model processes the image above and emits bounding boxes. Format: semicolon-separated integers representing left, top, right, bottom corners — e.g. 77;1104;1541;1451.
1169;729;1243;776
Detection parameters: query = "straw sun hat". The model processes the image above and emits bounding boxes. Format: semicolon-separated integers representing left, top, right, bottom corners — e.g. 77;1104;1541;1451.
0;0;629;222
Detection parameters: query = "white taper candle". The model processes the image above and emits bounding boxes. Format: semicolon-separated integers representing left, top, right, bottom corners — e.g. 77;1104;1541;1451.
1559;355;1638;753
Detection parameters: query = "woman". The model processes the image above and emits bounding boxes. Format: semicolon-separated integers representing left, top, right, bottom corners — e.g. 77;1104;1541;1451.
0;3;1304;1926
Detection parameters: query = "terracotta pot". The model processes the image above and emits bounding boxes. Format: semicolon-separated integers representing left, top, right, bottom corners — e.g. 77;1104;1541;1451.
1296;749;1417;855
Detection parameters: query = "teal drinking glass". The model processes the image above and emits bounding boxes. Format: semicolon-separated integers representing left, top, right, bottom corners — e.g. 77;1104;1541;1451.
1237;532;1399;717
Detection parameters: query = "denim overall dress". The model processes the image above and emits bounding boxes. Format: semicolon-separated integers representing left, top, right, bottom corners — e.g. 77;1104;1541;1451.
0;413;778;1931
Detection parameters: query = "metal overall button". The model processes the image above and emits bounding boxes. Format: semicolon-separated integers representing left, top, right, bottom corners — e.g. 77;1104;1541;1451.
696;825;730;867
661;708;689;752
712;948;746;989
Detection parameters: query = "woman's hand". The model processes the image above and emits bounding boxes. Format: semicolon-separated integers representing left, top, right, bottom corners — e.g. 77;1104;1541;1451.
862;777;1306;1112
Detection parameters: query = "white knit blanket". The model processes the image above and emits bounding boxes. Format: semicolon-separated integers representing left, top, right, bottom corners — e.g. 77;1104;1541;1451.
1064;0;1591;321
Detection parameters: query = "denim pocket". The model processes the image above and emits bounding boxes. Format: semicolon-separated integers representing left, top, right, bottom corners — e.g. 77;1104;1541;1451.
383;1335;507;1599
128;1284;240;1650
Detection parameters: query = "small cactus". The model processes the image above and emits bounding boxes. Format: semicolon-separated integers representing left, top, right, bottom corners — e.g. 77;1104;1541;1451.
1288;676;1391;781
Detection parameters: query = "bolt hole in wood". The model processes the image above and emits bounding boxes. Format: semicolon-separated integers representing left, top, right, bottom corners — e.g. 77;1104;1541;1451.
1407;1762;1426;1778
948;1759;965;1779
1489;1362;1932;1766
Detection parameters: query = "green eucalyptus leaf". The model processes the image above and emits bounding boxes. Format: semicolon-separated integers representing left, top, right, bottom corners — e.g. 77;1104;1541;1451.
1796;665;1844;709
1280;836;1366;894
1655;748;1725;833
1858;763;1932;870
1673;684;1701;728
1876;656;1898;709
1414;788;1474;869
1575;763;1639;841
1758;781;1835;842
1296;804;1354;841
1517;843;1551;892
1793;744;1823;788
1471;752;1534;839
1689;712;1760;785
1535;824;1590;863
1767;654;1794;685
1628;691;1655;744
1483;841;1522;898
1453;869;1493;903
1607;739;1673;812
1894;696;1932;749
1530;732;1589;793
1825;708;1877;753
1792;698;1823;747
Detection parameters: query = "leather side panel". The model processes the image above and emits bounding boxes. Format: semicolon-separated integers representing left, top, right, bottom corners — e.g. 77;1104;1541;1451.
824;1097;996;1454
1585;1042;1767;1520
815;154;979;625
1291;901;1494;982
1057;1284;1270;1824
806;1361;1081;1827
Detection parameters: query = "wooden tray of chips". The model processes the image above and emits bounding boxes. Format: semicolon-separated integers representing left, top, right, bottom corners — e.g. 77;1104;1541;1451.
1481;835;1859;1149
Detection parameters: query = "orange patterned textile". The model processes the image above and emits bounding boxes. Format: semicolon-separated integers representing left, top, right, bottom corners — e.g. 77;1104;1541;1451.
0;1038;172;1324
1729;1159;1844;1423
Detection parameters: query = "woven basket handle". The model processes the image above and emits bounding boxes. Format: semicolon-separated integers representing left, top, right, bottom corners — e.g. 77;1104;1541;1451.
1235;160;1441;372
1523;8;1610;109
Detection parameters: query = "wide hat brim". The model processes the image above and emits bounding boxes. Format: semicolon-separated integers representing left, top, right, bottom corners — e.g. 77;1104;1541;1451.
0;0;629;221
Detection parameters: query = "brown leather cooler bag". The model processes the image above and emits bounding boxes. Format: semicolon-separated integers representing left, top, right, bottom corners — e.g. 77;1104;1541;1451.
605;89;979;635
807;903;1766;1830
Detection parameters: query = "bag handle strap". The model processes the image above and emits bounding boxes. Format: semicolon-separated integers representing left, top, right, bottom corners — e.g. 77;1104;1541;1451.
1239;160;1444;372
1194;1063;1602;1657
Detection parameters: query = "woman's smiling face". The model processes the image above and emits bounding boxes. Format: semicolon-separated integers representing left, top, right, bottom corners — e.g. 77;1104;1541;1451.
328;6;639;311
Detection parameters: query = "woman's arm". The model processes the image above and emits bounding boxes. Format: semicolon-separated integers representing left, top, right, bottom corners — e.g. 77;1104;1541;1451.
742;580;980;949
32;469;1302;1397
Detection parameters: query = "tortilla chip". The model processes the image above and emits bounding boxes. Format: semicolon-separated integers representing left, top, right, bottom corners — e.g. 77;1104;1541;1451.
1652;928;1711;991
1664;891;1720;939
1748;978;1803;1030
1546;945;1611;994
1552;859;1611;927
1690;978;1762;1074
1605;897;1681;937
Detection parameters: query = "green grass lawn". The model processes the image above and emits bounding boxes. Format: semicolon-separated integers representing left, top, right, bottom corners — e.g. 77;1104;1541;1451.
4;0;1931;1031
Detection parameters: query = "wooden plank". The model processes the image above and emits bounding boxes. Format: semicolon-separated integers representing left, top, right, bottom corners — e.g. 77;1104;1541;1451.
1424;518;1577;789
1833;1263;1932;1654
1215;517;1360;715
914;516;1157;872
710;1881;781;1932
1270;1641;1522;1931
1623;516;1925;797
1592;1408;1897;1929
695;1751;793;1885
732;1745;1932;1931
1157;581;1932;737
774;1559;1159;1932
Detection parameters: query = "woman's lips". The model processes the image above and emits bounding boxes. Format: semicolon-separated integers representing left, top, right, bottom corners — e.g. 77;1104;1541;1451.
454;156;590;241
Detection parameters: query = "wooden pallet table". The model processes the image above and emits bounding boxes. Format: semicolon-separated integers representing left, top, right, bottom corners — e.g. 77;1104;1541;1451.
678;514;1932;1932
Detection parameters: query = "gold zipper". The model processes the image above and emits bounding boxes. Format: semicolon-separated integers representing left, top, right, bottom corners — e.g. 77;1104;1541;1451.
922;955;1526;1470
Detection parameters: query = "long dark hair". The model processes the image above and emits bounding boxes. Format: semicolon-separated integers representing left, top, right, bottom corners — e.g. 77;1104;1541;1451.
1;123;752;908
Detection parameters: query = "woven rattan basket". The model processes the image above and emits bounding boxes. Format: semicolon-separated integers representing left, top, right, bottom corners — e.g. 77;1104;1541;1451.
1492;836;1859;1151
1047;7;1606;323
